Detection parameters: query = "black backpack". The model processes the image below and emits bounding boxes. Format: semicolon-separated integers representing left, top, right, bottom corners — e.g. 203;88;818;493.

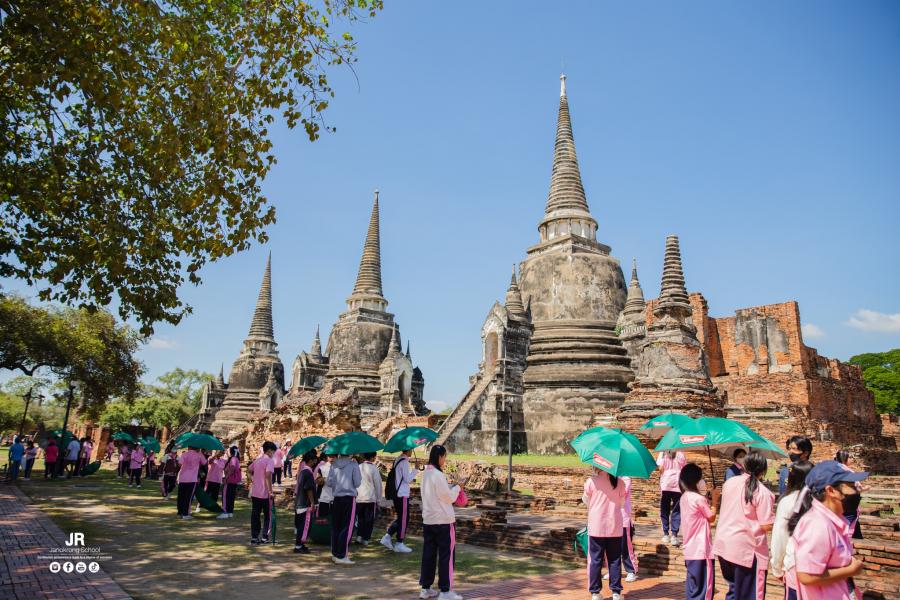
385;456;405;500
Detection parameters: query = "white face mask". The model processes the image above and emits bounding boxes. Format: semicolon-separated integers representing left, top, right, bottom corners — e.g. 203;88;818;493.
697;479;708;495
736;457;745;467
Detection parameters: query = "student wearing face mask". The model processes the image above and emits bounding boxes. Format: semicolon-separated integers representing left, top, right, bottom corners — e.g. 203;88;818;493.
770;461;813;597
679;463;721;600
834;450;863;540
725;449;747;481
712;452;775;600
779;436;813;495
787;461;868;600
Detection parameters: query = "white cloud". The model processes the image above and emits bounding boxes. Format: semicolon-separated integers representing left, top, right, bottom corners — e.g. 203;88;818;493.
845;309;900;333
801;323;825;339
146;336;178;350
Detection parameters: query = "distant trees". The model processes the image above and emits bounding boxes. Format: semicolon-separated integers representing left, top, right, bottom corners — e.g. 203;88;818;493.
100;369;213;433
849;349;900;415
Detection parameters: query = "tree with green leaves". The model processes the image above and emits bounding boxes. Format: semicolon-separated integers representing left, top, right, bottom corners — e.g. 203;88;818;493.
0;0;382;335
0;294;144;415
849;349;900;415
99;368;213;433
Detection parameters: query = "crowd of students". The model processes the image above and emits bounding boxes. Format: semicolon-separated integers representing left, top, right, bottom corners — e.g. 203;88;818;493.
583;436;869;600
4;434;94;480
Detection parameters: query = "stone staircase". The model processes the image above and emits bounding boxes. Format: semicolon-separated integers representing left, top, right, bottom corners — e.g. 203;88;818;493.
433;375;493;447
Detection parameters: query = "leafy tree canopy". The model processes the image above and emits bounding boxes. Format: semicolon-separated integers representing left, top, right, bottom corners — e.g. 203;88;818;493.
0;0;382;334
99;368;213;432
849;349;900;415
0;294;144;412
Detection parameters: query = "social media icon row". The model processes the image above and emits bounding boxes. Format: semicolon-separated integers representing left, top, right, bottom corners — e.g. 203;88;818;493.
49;561;99;574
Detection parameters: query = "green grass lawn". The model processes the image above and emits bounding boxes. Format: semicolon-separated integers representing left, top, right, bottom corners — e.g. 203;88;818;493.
11;463;573;599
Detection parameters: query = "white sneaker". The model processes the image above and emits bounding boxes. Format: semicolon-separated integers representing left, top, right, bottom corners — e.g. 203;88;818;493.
419;589;439;599
216;513;229;519
181;515;193;520
603;573;609;580
661;534;670;544
625;572;637;582
331;555;354;565
437;593;462;600
380;534;394;550
393;542;413;553
228;513;234;518
612;594;622;600
591;594;602;600
670;536;680;547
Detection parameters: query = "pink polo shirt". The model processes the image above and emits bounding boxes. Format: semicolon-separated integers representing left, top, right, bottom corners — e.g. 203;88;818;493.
177;450;205;483
621;477;633;526
249;454;274;499
582;473;625;538
273;448;284;469
207;457;226;484
129;447;145;469
657;452;686;492
225;456;242;485
712;473;776;568
680;491;714;560
791;499;856;600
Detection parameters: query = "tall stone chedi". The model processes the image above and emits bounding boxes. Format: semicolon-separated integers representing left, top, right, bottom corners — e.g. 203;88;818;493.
616;259;648;368
516;75;633;453
617;235;722;430
197;253;286;438
316;192;428;425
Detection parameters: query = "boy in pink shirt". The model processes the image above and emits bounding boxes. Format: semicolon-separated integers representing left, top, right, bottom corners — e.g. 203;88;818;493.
129;445;145;488
657;450;686;545
712;452;775;600
680;463;721;600
248;441;276;544
205;452;226;503
788;461;867;600
176;447;205;519
582;468;626;600
272;446;284;485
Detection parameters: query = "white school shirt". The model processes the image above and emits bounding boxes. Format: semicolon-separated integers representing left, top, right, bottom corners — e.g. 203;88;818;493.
357;461;383;503
420;466;460;525
770;490;800;579
392;456;418;498
317;461;334;503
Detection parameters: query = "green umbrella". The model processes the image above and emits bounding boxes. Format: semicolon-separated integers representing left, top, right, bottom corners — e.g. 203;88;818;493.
569;427;657;478
324;431;384;456
715;435;788;462
287;436;329;459
175;432;224;451
174;431;193;445
81;461;102;476
655;417;767;487
48;430;75;445
139;436;161;453
639;412;694;439
383;427;438;453
112;432;136;443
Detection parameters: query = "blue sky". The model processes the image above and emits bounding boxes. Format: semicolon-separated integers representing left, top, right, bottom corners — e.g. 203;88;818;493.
6;2;900;411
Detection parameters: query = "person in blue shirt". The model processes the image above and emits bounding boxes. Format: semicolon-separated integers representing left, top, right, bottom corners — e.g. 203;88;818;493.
7;436;26;481
724;448;746;481
778;435;813;495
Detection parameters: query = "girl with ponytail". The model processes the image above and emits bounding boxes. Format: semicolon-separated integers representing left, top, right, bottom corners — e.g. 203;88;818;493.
712;451;776;600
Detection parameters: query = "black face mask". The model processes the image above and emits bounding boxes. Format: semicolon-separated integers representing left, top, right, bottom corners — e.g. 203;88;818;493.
788;453;803;463
840;490;862;515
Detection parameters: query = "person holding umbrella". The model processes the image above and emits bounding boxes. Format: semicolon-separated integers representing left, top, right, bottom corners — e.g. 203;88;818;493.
679;463;721;600
248;441;276;544
293;449;318;554
380;426;438;554
326;451;362;564
176;445;207;519
712;451;775;600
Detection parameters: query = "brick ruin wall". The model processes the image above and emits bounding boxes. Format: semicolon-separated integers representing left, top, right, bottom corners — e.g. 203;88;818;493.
644;295;898;472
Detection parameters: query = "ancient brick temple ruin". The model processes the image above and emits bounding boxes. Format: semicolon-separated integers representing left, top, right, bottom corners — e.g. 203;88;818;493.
194;192;429;438
440;75;896;464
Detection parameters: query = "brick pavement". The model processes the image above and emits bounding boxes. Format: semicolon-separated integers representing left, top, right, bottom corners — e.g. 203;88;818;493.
0;484;131;600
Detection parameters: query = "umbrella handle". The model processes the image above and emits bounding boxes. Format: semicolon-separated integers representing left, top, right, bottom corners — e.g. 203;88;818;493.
706;446;717;489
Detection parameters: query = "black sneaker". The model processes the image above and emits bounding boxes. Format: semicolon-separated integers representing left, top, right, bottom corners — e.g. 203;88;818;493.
293;545;311;554
250;538;260;545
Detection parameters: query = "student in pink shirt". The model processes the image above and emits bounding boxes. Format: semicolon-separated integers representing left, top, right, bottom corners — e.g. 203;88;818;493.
583;468;626;600
614;476;638;582
712;452;775;600
680;463;721;600
787;461;867;600
206;451;226;503
657;450;687;545
248;441;276;544
219;446;242;519
129;444;145;488
118;443;131;478
272;445;285;485
176;447;206;519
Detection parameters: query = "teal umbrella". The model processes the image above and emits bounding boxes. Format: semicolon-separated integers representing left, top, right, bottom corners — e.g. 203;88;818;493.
112;432;136;443
287;436;329;459
174;431;193;445
570;427;657;478
139;436;161;453
324;432;384;455
715;435;788;462
639;412;694;439
383;427;438;453
175;432;224;451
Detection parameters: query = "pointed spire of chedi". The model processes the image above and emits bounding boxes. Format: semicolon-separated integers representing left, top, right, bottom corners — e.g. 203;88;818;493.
505;265;526;317
247;251;274;340
623;258;646;317
349;190;385;305
405;341;412;360
655;235;692;319
310;325;323;358
216;363;225;386
387;323;402;356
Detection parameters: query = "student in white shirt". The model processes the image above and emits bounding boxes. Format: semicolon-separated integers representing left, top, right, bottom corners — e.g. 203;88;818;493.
356;452;383;545
381;448;418;553
418;444;462;600
770;460;813;597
